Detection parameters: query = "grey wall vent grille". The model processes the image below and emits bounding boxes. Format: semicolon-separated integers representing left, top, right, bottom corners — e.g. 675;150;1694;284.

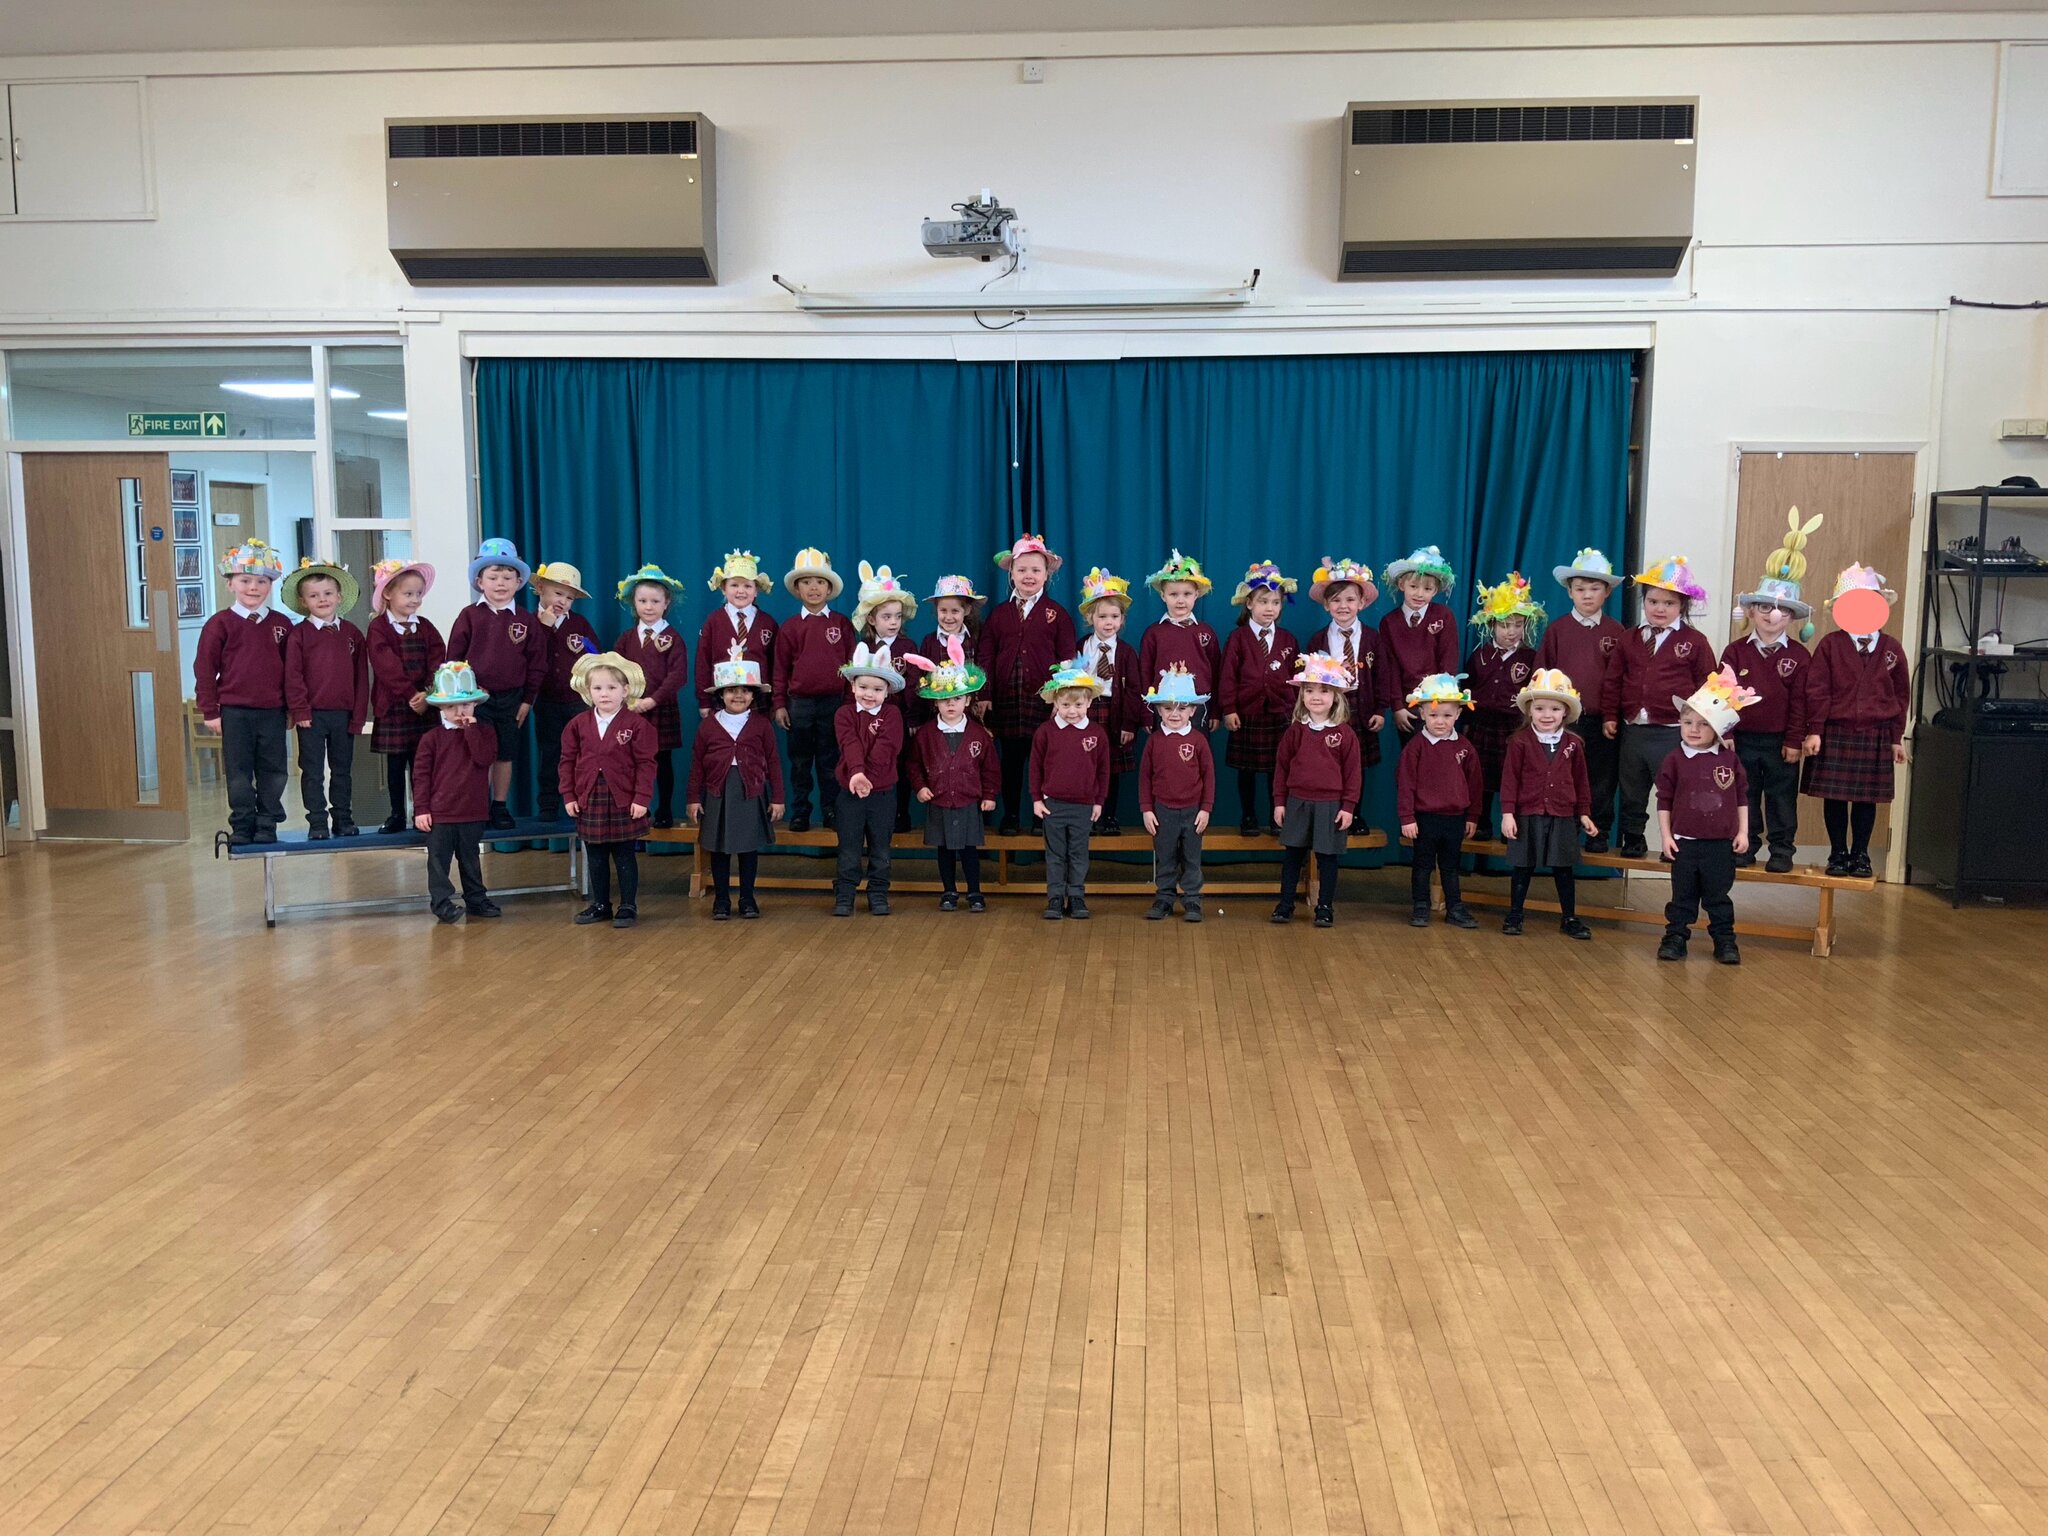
1351;103;1694;146
387;119;699;158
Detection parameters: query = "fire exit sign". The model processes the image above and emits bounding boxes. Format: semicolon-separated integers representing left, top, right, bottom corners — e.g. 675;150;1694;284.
128;411;227;437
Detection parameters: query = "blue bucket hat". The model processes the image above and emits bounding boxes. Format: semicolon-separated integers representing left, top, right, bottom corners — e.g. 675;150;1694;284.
467;537;531;589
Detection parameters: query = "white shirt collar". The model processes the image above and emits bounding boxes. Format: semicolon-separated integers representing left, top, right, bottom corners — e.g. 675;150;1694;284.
1420;729;1457;745
385;612;415;633
857;702;883;715
936;716;968;735
1166;615;1195;628
638;616;671;636
1536;727;1565;745
1327;621;1357;643
1492;643;1518;658
1015;591;1041;615
799;607;830;619
1252;622;1271;640
1404;606;1428;626
438;712;463;729
1681;741;1721;757
1753;633;1786;651
234;602;269;621
1851;632;1879;649
1642;623;1672;646
871;635;897;652
482;597;515;614
594;708;619;736
1302;715;1335;730
716;708;750;738
307;615;336;630
1053;713;1085;729
1159;722;1194;736
724;602;754;624
1570;610;1601;628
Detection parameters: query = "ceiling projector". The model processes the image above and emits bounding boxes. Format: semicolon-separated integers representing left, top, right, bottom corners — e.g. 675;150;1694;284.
921;191;1022;261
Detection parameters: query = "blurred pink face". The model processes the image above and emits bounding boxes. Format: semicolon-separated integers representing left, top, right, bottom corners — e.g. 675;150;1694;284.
1528;700;1568;732
1009;553;1048;597
851;675;890;708
228;573;274;607
1642;588;1683;627
1247;590;1284;626
1322;586;1361;626
935;597;970;631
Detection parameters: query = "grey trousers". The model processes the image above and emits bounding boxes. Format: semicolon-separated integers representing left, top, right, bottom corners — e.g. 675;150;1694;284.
1618;722;1681;843
1151;805;1205;899
1041;798;1093;901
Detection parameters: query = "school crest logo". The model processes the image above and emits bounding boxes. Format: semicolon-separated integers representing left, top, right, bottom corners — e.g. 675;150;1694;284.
826;626;843;644
271;624;290;646
654;633;673;652
1197;630;1211;648
1177;741;1196;763
1268;658;1283;671
1511;662;1530;683
1456;747;1472;766
1427;618;1444;635
1325;732;1342;750
968;740;983;758
1777;655;1798;678
618;727;635;744
1043;607;1056;624
1082;734;1098;752
1674;640;1694;659
1713;764;1735;791
567;634;589;654
1599;635;1617;654
508;622;529;643
1884;650;1898;671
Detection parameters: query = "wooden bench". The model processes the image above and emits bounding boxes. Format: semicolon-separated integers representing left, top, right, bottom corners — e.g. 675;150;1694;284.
644;825;1388;899
1413;837;1877;956
222;820;583;926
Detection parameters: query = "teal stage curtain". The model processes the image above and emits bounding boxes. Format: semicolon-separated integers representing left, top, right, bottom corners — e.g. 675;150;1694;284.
477;350;1633;837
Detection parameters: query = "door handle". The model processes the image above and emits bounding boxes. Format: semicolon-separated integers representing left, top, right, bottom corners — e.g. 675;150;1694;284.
153;590;173;652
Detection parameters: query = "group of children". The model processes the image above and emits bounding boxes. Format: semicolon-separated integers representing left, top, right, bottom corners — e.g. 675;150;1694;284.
197;516;1910;958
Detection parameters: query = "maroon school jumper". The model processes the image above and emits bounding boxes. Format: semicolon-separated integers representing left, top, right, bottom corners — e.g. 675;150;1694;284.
685;712;785;804
1806;631;1910;743
909;719;1001;807
1600;622;1715;725
1217;621;1300;771
412;720;496;822
1078;636;1145;773
1030;718;1111;805
558;708;659;841
195;606;294;716
616;620;689;750
367;614;445;754
1379;604;1460;709
539;613;601;706
1396;732;1485;823
694;605;777;711
1272;720;1362;806
1720;634;1812;749
835;703;905;791
907;627;979;727
1137;618;1222;698
284;618;369;731
446;601;547;702
1463;641;1536;792
1139;728;1216;813
1499;728;1592;819
1656;745;1749;839
772;609;856;713
1536;612;1627;711
983;594;1077;737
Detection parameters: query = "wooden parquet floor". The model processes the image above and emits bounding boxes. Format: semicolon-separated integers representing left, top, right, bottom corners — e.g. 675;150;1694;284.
2;835;2047;1535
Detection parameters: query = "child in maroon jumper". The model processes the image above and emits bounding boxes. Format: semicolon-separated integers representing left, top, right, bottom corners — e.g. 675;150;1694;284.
1074;568;1144;835
851;562;919;833
1300;557;1385;828
980;535;1077;835
614;563;688;828
1031;662;1111;921
1379;546;1460;745
1599;555;1715;859
772;547;853;834
530;562;598;824
560;652;658;930
687;644;786;921
1499;668;1599;940
445;537;547;830
365;558;445;833
1657;668;1759;964
693;550;778;714
281;559;369;839
1139;666;1216;924
1396;673;1484;930
1801;563;1912;879
1725;512;1823;872
1217;562;1302;836
1463;573;1543;832
833;644;906;917
196;540;294;846
1270;653;1362;928
903;635;1000;912
1536;548;1628;851
411;662;502;924
1138;551;1221;725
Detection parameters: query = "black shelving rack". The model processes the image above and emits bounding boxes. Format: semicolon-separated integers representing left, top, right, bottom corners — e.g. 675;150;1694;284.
1906;484;2048;903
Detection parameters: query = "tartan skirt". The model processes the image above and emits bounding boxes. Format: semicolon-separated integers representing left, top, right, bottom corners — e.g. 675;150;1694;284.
1801;724;1897;803
651;699;684;752
1350;718;1383;771
371;702;430;755
1088;697;1137;772
990;684;1052;740
1225;708;1287;771
575;778;649;844
1465;708;1519;794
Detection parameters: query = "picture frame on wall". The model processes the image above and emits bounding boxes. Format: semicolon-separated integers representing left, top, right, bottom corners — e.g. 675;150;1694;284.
174;545;204;581
176;583;206;621
173;506;200;542
170;469;200;506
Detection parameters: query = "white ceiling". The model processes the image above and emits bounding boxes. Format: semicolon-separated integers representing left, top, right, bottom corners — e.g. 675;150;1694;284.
0;0;2042;57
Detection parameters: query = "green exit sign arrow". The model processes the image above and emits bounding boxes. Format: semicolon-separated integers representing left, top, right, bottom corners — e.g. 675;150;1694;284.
128;411;228;438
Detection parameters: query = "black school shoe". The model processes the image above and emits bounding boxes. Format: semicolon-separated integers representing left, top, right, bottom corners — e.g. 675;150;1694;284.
1313;905;1334;928
868;895;892;916
1502;912;1525;936
1444;904;1478;929
254;826;278;844
1824;851;1851;877
1183;902;1203;924
1067;898;1090;921
307;823;331;841
228;830;255;848
1560;917;1594;941
576;902;614;925
788;811;811;834
939;891;960;912
1098;814;1121;836
1145;898;1173;921
1618;836;1649;860
487;804;516;831
333;820;360;837
1766;851;1795;874
652;813;675;830
1042;900;1064;920
832;897;854;917
467;899;502;918
1583;834;1610;854
1848;853;1874;879
1238;816;1258;837
739;896;760;919
1001;818;1022;837
1657;934;1687;961
1409;905;1430;928
965;893;987;913
710;896;732;921
613;905;637;928
1270;902;1294;924
1713;938;1741;965
434;902;463;924
380;813;408;834
1733;852;1756;869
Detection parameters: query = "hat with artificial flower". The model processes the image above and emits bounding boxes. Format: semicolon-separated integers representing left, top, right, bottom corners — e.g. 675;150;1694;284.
1229;561;1297;607
1675;665;1761;735
1309;556;1378;608
1405;671;1474;710
1469;572;1547;633
1146;549;1212;595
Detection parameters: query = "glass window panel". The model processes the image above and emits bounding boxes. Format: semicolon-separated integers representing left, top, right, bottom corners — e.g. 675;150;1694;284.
121;477;148;628
6;346;316;440
0;728;19;832
328;345;408;520
131;671;160;805
331;527;415;631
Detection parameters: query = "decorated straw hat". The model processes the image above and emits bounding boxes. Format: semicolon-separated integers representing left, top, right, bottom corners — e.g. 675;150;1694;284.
1146;549;1212;595
708;549;773;594
1384;544;1457;593
1828;562;1897;605
1470;572;1547;632
1309;556;1378;608
467;537;531;588
783;546;844;600
1077;567;1133;612
280;558;360;616
902;633;987;700
531;561;591;600
1290;651;1355;690
1552;547;1623;590
851;561;918;628
369;557;435;614
840;641;906;693
710;639;766;692
1631;554;1709;605
618;563;685;604
994;534;1062;575
219;539;286;580
570;649;647;706
1229;560;1297;607
1405;671;1475;710
925;573;986;606
1675;665;1760;736
1143;663;1210;707
1734;507;1821;624
1514;666;1583;723
1039;658;1107;700
424;660;489;706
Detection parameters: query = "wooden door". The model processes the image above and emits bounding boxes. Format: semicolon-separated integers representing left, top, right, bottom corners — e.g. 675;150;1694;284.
1731;449;1916;856
23;454;189;840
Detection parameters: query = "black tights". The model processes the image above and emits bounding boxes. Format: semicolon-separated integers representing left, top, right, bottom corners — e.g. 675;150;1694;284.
1236;769;1269;827
587;841;639;909
385;753;412;819
1278;847;1338;909
1822;799;1877;856
654;753;676;819
999;738;1030;824
710;851;758;899
935;848;983;894
1509;866;1577;918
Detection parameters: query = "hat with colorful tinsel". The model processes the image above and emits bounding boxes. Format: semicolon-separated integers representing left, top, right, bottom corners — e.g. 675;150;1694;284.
1077;567;1133;612
902;633;987;700
1229;561;1297;607
1039;658;1107;701
1675;664;1760;736
1146;549;1212;595
369;557;435;614
1309;556;1378;608
1470;572;1547;633
618;563;685;605
925;573;986;606
425;660;490;706
570;649;647;706
1514;666;1583;723
1290;651;1356;690
219;539;286;581
851;561;918;628
709;640;766;692
994;534;1062;575
1552;546;1623;590
707;550;773;594
1143;663;1211;707
280;557;360;616
1631;554;1708;605
1384;545;1457;593
840;641;905;693
1405;671;1474;710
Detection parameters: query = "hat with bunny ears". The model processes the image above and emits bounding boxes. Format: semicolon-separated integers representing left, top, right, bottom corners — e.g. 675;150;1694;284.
901;633;987;700
840;641;906;693
1676;665;1761;735
783;547;843;601
851;561;918;628
710;639;767;692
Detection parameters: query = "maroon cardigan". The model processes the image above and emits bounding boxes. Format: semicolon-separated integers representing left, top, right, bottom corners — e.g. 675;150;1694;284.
694;606;778;710
1600;623;1715;726
908;719;1001;807
1216;622;1300;726
686;711;786;803
366;615;446;719
558;708;658;810
1499;729;1592;819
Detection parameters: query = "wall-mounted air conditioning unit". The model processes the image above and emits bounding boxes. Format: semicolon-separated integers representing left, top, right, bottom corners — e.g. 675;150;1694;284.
385;114;715;284
1339;98;1697;280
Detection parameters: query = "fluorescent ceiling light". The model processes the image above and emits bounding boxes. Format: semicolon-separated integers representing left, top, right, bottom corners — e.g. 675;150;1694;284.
219;380;360;400
366;409;408;422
